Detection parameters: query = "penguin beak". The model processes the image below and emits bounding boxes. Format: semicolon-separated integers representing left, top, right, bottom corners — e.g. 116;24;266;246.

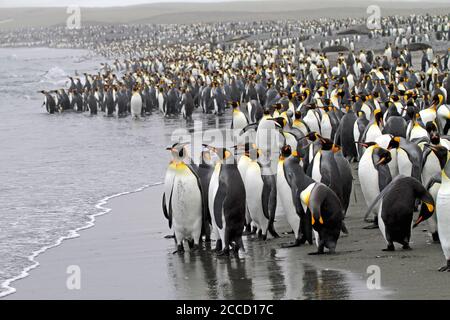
376;156;387;165
413;215;424;228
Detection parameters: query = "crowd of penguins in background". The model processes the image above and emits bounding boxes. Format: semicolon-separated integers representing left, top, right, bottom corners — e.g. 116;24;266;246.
33;13;450;271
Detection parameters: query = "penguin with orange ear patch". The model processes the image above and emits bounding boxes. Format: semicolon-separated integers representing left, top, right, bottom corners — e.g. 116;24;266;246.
300;182;344;254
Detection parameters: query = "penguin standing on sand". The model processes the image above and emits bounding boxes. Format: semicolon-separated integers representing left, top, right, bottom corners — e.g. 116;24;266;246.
300;181;344;254
196;150;215;242
365;175;435;251
387;136;423;181
162;143;204;254
358;143;392;228
245;151;279;240
237;143;256;234
277;145;314;247
130;85;143;119
205;145;246;256
436;148;450;271
334;108;358;161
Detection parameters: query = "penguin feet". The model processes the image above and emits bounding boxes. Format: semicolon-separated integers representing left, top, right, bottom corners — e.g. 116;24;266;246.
191;244;201;252
308;251;325;255
215;239;223;252
438;261;450;272
217;249;230;257
280;239;301;248
164;234;175;239
382;243;395;251
173;244;185;254
432;232;440;243
402;244;412;250
363;223;379;230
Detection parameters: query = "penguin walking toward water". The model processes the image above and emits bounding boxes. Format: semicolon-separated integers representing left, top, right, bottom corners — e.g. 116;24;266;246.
205;145;246;256
365;175;435;251
436;148;450;271
162;143;204;254
245;151;279;240
277;145;314;247
40;90;56;114
130;86;143;119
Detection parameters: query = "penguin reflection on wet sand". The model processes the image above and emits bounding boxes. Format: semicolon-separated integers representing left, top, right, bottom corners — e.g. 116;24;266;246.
162;143;204;254
365;175;435;251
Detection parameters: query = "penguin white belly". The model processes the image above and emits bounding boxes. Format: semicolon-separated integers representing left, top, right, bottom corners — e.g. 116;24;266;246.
304;111;320;133
209;164;226;243
311;152;322;183
158;93;164;113
422;153;440;186
437;182;450;260
378;202;388;243
353;122;360;143
171;172;202;243
397;148;412;177
130;94;142;118
419;109;436;125
232;111;248;131
320;113;332;139
427;182;441;235
409;125;428;141
365;124;382;143
361;104;372;121
300;183;318;245
245;163;268;234
213;99;219;114
277;162;300;239
358;149;380;214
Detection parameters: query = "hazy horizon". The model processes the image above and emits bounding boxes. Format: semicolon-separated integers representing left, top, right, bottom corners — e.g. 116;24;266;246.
1;0;449;8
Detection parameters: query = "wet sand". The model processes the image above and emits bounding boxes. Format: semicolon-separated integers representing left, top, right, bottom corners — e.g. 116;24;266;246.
3;165;450;300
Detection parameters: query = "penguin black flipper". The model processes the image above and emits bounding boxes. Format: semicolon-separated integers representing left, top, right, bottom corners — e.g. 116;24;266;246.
213;180;227;230
187;163;208;225
363;175;402;220
239;123;258;136
162;192;169;222
261;175;273;220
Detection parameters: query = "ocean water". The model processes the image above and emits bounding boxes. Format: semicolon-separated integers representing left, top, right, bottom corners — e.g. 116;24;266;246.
0;47;230;296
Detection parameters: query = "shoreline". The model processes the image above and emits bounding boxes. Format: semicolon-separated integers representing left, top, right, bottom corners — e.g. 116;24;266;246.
4;169;450;300
0;183;159;299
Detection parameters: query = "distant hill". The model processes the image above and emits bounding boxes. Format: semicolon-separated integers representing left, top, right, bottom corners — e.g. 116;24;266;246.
0;1;449;30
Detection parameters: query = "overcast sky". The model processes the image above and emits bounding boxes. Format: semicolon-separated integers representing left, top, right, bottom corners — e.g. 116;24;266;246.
0;0;445;7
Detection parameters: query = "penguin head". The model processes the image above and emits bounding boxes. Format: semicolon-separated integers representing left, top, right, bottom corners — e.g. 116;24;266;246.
267;116;287;129
387;136;401;150
166;143;189;162
414;199;435;229
374;108;384;126
373;147;392;167
202;145;234;163
425;144;448;170
280;145;292;160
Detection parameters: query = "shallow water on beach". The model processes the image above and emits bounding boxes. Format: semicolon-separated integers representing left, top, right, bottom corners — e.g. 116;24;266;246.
0;47;231;295
0;47;386;299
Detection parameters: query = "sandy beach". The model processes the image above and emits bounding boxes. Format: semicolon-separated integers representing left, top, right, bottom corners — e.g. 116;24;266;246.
3;165;450;300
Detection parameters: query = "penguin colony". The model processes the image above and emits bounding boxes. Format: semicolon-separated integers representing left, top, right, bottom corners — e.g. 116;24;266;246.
31;14;450;270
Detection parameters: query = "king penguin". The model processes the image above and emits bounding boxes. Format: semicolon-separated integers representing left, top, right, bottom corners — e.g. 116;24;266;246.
162;143;204;253
365;175;435;251
436;148;450;271
205;145;246;256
